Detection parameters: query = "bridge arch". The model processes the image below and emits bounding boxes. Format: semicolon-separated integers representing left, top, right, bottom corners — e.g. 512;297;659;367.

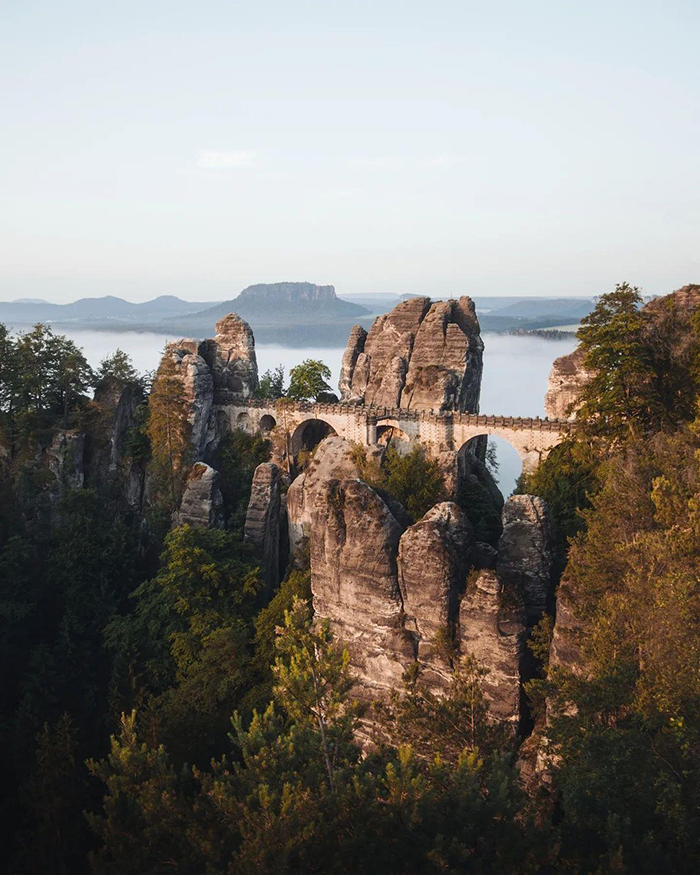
458;434;524;498
259;413;276;434
375;419;412;455
290;417;338;456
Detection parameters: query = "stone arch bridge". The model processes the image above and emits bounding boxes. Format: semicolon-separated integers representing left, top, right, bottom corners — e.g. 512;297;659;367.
219;399;570;475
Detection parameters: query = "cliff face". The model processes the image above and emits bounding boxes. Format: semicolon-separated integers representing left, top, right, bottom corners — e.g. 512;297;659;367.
302;433;551;730
244;462;282;595
498;495;553;624
175;463;224;529
310;476;411;702
544;347;591;420
339;296;484;412
398;502;473;690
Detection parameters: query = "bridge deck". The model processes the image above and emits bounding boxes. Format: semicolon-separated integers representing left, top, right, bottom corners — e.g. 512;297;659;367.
240;398;570;433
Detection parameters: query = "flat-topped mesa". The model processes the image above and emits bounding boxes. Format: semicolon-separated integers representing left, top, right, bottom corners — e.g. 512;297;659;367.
339;296;484;412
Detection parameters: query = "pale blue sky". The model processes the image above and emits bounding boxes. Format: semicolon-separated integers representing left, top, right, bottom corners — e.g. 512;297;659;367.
1;0;698;302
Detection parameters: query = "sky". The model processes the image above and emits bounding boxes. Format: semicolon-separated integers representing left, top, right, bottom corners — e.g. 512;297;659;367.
1;0;699;303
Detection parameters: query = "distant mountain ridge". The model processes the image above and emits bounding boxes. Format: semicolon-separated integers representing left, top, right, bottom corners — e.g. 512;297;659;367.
172;282;369;329
0;294;220;323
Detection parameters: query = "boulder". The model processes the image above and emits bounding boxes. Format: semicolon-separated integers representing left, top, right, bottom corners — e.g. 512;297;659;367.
497;495;553;623
175;463;224;529
339;296;483;413
244;462;282;594
310;477;411;702
459;570;525;727
398;502;473;689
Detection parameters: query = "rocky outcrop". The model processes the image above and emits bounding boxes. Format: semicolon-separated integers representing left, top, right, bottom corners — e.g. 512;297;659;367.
459;570;525;727
200;314;258;404
498;495;553;623
159;313;257;459
544;347;591;420
86;377;145;502
286;435;376;555
339;296;483;412
244;462;282;594
310;477;411;702
398;503;473;689
162;343;215;459
338;325;368;401
175;463;224;529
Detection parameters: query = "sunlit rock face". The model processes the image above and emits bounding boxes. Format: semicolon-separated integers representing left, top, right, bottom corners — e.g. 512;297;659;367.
544;347;591;420
286;435;381;556
175;462;224;529
339;296;483;412
161;343;214;459
459;570;525;728
310;476;412;702
398;502;473;691
497;495;553;624
200;314;258;404
158;313;257;459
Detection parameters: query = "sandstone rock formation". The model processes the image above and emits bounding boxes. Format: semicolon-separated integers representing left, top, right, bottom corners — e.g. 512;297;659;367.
163;343;215;459
244;462;282;594
159;313;258;459
459;570;525;727
200;314;258;403
175;463;224;529
286;435;376;555
339;296;483;412
498;495;553;623
86;377;145;503
310;477;412;702
544;347;591;420
398;503;473;689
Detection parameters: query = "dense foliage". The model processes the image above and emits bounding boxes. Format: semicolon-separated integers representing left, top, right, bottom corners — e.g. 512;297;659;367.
1;287;700;872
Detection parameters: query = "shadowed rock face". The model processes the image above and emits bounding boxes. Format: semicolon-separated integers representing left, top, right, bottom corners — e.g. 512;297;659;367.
398;502;473;690
176;463;224;529
498;495;553;624
310;476;411;701
459;570;525;727
244;462;282;595
339;296;483;412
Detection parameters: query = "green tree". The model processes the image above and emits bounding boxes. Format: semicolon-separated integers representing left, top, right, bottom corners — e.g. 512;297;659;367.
255;364;285;399
287;359;332;401
575;283;658;441
95;348;140;386
271;598;359;790
146;352;191;508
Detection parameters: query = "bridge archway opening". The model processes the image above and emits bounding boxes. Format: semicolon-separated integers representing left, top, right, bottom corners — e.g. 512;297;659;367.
458;434;523;500
259;414;276;435
236;411;252;433
376;422;412;456
291;418;337;457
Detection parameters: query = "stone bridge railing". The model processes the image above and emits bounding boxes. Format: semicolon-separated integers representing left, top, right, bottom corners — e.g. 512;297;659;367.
218;398;571;474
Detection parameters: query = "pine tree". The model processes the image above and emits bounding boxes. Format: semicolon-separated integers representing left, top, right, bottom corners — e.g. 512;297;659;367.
146;352;192;509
